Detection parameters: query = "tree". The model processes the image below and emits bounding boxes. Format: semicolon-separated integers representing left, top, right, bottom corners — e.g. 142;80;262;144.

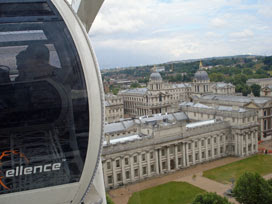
192;192;232;204
251;84;261;97
233;172;272;204
242;85;251;96
130;82;141;88
242;68;253;75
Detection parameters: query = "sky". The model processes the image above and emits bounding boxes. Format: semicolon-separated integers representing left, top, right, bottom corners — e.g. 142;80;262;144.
89;0;272;69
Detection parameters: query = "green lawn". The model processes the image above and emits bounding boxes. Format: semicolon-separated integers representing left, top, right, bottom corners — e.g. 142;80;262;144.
128;181;205;204
203;154;272;184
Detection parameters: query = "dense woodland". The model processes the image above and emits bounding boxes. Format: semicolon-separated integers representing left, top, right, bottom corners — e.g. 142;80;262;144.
102;55;272;96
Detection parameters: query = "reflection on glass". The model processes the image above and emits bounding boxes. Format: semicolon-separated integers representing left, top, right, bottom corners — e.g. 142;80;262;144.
0;8;89;194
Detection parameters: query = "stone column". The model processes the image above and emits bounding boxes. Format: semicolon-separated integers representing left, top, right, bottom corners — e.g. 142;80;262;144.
211;136;214;158
240;134;243;156
198;140;202;162
147;151;151;176
121;157;126;184
159;148;163;174
223;134;226;155
255;131;258;152
251;131;254;154
234;133;238;156
112;159;117;187
186;143;189;167
175;144;179;170
246;133;249;156
139;153;143;179
130;156;134;182
155;149;160;175
167;146;171;172
182;142;186;167
192;141;196;164
205;138;208;160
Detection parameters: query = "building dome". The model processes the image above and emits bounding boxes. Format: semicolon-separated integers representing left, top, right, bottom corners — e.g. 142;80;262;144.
150;72;162;81
194;70;209;82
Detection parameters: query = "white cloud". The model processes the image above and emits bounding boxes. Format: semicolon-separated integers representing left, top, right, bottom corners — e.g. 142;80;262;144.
210;18;227;28
230;29;254;38
89;0;272;68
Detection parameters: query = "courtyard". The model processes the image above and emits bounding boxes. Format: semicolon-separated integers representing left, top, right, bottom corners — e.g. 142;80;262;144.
203;154;272;184
128;181;205;204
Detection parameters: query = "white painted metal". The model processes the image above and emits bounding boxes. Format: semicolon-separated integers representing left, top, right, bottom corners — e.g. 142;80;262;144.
0;0;106;203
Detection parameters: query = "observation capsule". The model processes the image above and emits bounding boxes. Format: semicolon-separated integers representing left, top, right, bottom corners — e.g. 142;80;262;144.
0;0;105;203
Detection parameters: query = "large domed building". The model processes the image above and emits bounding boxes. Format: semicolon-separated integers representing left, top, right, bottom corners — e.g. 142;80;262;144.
194;70;210;82
192;61;211;94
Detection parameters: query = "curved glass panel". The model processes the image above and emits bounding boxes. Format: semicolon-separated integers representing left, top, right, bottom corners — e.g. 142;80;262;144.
0;2;89;195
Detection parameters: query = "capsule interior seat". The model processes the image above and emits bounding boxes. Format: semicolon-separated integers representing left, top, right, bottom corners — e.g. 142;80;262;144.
0;0;105;203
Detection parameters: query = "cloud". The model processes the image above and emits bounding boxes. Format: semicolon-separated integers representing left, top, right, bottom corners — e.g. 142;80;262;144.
210;18;227;28
230;29;254;38
89;0;272;68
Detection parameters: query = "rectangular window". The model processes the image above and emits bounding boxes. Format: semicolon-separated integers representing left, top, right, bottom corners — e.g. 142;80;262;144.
162;162;166;169
161;149;165;156
201;140;204;146
142;154;146;161
189;155;192;162
134;169;139;177
188;143;191;150
126;171;130;179
220;147;223;154
134;155;137;163
195;141;197;148
116;159;120;168
150;152;154;159
177;145;181;152
108;176;113;184
214;137;217;143
151;164;155;172
208;139;210;145
196;153;199;161
208;150;211;157
214;148;217;156
125;158;129;165
143;167;147;175
107;161;111;169
202;152;205;159
117;173;122;182
178;158;182;165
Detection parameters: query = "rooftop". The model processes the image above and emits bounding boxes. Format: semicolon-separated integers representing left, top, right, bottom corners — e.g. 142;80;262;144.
199;94;271;105
120;88;148;95
186;119;215;128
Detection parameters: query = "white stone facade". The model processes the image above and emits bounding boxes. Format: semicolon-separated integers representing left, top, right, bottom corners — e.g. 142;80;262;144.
194;94;272;141
105;94;124;123
102;110;258;189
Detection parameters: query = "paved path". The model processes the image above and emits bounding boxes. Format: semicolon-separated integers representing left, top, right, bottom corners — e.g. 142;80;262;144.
109;157;242;204
176;172;238;204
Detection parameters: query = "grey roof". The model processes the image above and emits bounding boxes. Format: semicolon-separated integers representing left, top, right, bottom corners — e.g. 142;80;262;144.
200;94;271;105
105;120;136;134
263;85;272;90
172;83;192;88
120;88;148;95
150;72;162;81
194;70;209;81
136;112;188;124
213;82;235;88
180;101;248;113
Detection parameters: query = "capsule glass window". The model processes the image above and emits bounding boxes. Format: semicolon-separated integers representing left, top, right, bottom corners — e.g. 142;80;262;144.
0;2;89;194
